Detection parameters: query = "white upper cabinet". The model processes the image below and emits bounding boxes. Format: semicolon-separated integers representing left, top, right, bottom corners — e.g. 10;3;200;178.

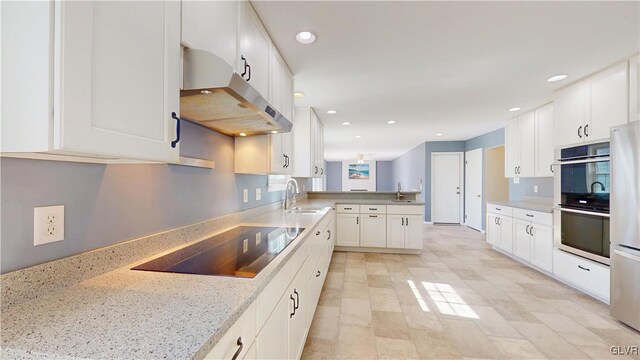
292;107;324;178
238;1;270;100
534;103;555;177
555;61;629;147
505;117;519;178
505;110;535;178
181;0;238;71
2;1;181;162
586;62;629;140
630;55;640;122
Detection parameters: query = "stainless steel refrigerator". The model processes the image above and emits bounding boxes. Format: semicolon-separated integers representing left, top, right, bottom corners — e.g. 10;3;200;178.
610;121;640;331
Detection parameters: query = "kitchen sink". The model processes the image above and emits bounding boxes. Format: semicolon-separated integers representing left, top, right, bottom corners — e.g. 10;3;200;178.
286;206;330;214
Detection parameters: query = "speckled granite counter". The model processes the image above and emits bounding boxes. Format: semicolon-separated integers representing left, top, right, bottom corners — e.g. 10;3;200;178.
487;199;554;213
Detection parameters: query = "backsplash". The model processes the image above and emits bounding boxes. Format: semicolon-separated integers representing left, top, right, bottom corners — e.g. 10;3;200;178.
509;177;554;201
0;122;307;273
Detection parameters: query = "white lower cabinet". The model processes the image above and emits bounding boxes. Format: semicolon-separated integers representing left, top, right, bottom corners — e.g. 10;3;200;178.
256;289;289;359
513;219;532;262
337;214;360;247
387;215;422;250
289;265;308;360
360;214;386;248
204;301;257;360
530;225;553;272
553;250;610;301
498;216;513;253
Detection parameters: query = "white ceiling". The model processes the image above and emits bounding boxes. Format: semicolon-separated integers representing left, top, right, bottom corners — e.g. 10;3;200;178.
252;1;640;161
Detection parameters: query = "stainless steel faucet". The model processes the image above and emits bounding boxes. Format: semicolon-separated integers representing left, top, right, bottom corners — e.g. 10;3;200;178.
284;178;299;210
397;181;404;201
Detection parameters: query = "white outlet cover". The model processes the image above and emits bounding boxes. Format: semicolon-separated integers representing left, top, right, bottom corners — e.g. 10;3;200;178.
256;188;262;201
243;189;249;203
533;185;539;193
34;205;64;246
513;177;520;184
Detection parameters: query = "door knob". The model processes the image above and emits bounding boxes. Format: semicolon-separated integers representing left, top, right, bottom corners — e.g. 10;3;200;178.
476;194;481;198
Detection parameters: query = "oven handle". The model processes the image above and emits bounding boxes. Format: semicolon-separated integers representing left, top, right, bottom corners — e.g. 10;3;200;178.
554;207;610;218
558;157;610;165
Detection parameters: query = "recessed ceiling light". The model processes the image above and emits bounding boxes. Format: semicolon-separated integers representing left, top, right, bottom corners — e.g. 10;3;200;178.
436;133;443;137
296;31;316;44
342;122;351;126
327;110;337;114
508;107;521;112
239;132;247;137
271;130;278;134
355;135;361;138
547;74;568;82
387;120;396;124
294;92;305;98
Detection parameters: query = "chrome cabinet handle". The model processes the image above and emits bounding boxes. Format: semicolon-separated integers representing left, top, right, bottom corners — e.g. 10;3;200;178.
231;337;243;360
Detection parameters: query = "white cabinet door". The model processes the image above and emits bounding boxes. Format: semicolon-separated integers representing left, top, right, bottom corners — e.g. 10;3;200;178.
586;62;629;141
386;215;405;249
59;1;180;162
531;224;553;272
513;219;532;262
256;291;289;360
238;1;270;99
486;213;500;246
269;134;285;174
337;214;360;246
555;82;587;147
405;215;423;250
181;0;238;70
282;67;294;121
630;55;640;123
535;103;555;177
498;217;513;253
518;111;536;178
289;264;308;360
360;214;386;248
270;50;284;113
505;119;519;177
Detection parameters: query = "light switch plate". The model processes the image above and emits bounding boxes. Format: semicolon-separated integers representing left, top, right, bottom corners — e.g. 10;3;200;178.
256;188;262;201
513;177;520;184
533;185;539;193
243;189;249;203
34;205;64;246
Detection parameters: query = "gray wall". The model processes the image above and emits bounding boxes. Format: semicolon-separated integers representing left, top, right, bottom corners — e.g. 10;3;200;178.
0;122;299;273
423;141;467;222
376;161;393;191
391;143;425;197
325;161;342;191
509;177;555;200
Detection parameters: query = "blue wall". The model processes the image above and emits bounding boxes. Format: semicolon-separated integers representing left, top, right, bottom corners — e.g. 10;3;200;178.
325;161;343;191
376;161;393;191
391;143;425;197
466;128;505;151
509;177;554;200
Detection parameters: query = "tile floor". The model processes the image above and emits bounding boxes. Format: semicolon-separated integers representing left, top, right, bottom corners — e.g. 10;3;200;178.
301;225;640;360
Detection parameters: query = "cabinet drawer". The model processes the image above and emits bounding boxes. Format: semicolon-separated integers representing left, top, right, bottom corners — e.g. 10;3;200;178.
553;250;610;300
387;205;423;215
290;236;309;278
359;205;386;214
486;203;513;216
337;204;359;213
256;264;291;331
205;300;257;360
513;208;552;226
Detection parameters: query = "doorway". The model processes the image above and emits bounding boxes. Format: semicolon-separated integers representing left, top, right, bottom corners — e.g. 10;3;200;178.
431;152;464;224
465;148;483;231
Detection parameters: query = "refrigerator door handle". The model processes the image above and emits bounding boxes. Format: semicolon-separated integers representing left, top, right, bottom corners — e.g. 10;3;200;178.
613;247;640;262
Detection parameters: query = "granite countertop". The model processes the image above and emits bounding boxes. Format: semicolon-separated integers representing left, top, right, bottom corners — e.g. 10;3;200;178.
487;199;554;213
1;200;338;360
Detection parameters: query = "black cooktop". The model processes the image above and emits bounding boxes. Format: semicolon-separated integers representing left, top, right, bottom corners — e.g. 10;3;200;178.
132;226;304;278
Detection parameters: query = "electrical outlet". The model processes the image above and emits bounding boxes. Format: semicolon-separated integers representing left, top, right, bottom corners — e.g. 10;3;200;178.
243;189;249;203
533;185;539;193
34;205;64;246
256;188;262;201
513;177;520;184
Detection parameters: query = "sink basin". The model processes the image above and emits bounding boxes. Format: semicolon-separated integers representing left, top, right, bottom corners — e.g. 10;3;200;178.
286;206;330;214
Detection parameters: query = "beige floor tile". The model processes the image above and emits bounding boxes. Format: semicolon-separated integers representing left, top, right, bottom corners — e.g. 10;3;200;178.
336;324;377;359
371;310;410;339
301;337;337;360
410;328;462;359
344;267;368;283
370;287;402;312
488;336;547;359
489;299;542;323
401;303;444;331
375;336;419;359
364;253;385;263
440;318;504;359
367;274;393;288
309;305;340;341
511;321;590;359
339;298;372;326
471;305;523;338
324;271;344;290
318;287;342;307
532;312;610;347
366;262;389;275
342;281;370;300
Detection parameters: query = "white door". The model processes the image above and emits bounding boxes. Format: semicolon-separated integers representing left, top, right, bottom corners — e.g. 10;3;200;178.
587;62;629;141
59;1;180;162
386;215;405;248
336;214;359;246
432;153;462;223
504;119;519;177
555;82;587;147
405;215;423;250
535;103;555;177
513;219;532;262
486;213;500;246
531;224;553;272
360;215;386;248
518;111;536;177
238;1;270;99
464;149;483;230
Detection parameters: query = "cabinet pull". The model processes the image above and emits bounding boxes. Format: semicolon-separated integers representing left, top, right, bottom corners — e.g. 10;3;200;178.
316;230;321;236
584;124;589;137
241;55;248;78
321;168;324;175
316;270;321;277
314;166;318;174
550;164;554;173
290;294;296;318
402;218;405;226
294;289;300;310
577;265;590;272
327;230;331;240
406;217;409;226
530;227;534;236
496;207;501;211
497;217;501;225
369;208;377;211
344;207;352;210
356;216;359;225
578;125;583;138
526;214;534;218
286;155;290;168
495;217;498;224
170;112;181;148
526;225;530;235
369;215;378;218
231;337;243;360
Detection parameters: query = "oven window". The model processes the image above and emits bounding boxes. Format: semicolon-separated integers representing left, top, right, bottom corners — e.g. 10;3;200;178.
561;160;610;211
561;211;610;258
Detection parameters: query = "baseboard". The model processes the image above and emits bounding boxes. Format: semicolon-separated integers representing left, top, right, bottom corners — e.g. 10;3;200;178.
423;221;433;225
334;246;421;255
